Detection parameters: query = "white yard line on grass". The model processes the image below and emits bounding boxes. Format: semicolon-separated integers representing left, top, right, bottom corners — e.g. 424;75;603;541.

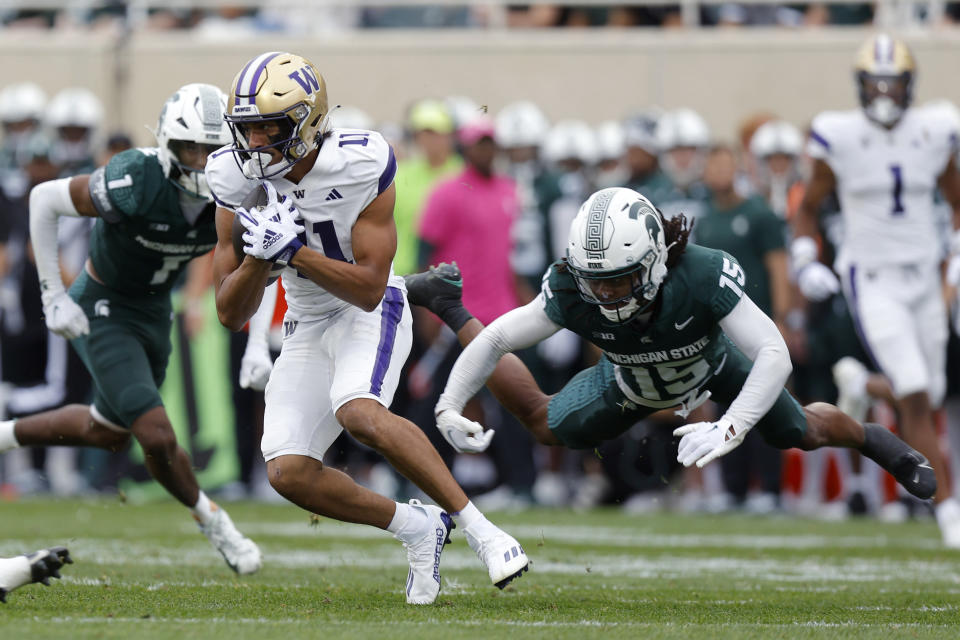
227;521;943;551
29;617;960;629
4;538;958;584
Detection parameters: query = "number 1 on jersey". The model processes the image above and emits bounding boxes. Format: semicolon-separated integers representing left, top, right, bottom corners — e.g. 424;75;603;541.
890;164;905;216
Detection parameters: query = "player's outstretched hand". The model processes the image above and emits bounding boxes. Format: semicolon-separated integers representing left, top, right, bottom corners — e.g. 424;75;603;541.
796;262;840;301
239;340;273;391
674;418;749;468
436;409;495;453
42;291;89;339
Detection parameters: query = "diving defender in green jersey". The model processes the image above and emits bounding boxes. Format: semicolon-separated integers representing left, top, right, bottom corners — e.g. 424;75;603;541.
405;187;936;502
0;84;261;574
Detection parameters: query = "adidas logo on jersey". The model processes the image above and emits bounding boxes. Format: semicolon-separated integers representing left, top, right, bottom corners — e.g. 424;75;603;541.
263;228;282;251
325;188;343;201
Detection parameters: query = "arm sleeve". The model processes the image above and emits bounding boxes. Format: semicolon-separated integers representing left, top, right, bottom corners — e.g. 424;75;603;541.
28;178;82;305
435;294;562;415
717;294;793;432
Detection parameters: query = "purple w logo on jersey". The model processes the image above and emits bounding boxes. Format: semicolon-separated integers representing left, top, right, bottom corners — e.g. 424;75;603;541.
288;67;321;94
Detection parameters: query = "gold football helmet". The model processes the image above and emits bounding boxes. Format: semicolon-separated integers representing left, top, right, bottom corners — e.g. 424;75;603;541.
225;51;330;178
854;34;916;127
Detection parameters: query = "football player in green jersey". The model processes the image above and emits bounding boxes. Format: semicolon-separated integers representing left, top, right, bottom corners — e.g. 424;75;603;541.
0;83;261;574
406;187;936;503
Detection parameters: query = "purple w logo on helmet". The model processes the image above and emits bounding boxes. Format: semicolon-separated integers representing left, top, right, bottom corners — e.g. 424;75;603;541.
288;67;321;95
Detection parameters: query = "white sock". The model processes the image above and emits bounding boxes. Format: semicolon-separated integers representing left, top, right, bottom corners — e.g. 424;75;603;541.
0;555;31;591
387;501;428;541
452;500;484;530
191;491;217;526
0;420;19;451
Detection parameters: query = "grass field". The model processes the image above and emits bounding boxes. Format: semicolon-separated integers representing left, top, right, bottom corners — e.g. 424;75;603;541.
1;497;958;639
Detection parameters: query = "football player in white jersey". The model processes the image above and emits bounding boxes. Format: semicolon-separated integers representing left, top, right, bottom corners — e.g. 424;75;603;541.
791;34;960;546
208;51;528;605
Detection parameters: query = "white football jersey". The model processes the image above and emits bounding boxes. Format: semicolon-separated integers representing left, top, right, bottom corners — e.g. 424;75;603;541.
207;128;401;321
807;105;959;269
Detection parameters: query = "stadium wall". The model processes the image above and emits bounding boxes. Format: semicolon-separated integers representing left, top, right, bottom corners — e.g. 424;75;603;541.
2;28;959;144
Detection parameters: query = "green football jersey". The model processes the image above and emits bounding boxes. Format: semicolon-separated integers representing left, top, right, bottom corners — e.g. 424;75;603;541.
86;148;217;297
693;195;785;316
541;244;745;409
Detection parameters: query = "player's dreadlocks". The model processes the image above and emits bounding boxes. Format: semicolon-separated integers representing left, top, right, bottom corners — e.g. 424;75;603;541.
660;209;693;269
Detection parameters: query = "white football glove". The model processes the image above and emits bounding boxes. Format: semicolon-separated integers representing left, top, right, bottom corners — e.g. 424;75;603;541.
790;235;839;302
42;291;89;339
436;409;495;454
239;341;273;391
237;186;305;266
674;418;750;468
796;263;840;301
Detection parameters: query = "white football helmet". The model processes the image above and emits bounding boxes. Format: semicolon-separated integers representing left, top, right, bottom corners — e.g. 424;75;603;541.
566;187;668;323
225;51;330;179
495;100;549;149
0;82;47;125
154;82;231;200
656;108;710;188
46;87;104;167
543;120;598;167
749;120;803;160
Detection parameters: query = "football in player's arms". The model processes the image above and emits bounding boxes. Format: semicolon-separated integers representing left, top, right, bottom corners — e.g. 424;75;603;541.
232;182;287;287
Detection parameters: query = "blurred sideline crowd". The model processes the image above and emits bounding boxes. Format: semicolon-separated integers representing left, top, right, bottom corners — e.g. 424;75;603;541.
1;79;959;525
4;2;960;31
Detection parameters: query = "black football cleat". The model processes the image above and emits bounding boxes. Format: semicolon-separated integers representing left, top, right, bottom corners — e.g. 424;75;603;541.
403;262;464;312
28;546;73;586
861;423;937;500
890;451;937;501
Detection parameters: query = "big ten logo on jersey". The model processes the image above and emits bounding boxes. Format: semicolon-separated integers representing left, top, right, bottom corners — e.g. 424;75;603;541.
288;66;321;94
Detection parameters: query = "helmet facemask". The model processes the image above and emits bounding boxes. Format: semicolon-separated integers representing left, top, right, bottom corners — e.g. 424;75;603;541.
166;139;225;200
857;71;913;127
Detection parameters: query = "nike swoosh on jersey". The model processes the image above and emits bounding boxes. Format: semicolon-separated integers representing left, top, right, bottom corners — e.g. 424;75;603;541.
675;316;694;330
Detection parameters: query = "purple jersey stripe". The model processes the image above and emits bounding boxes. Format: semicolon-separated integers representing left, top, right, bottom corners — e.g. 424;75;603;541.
369;286;404;396
247;52;282;105
809;129;830;151
846;265;883;373
378;145;397;195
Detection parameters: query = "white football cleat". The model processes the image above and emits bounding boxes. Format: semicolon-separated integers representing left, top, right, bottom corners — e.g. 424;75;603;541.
463;519;529;589
199;506;262;575
397;499;453;605
935;497;960;549
832;357;871;422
